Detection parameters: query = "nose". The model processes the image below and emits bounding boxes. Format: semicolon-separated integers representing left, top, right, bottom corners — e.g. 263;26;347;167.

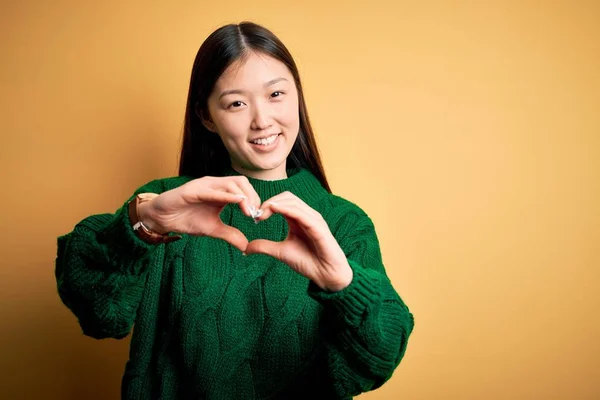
250;100;273;131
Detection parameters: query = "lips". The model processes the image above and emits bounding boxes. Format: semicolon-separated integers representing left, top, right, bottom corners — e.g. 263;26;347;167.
249;133;281;143
249;133;281;151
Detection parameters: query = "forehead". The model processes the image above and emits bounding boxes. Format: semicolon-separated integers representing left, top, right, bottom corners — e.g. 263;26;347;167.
215;51;292;89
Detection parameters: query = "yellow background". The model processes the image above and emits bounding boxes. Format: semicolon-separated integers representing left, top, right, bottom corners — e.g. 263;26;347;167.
1;1;598;398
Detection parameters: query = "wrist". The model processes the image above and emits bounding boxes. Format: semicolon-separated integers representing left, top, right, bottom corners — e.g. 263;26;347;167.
128;193;180;244
137;199;168;235
321;264;354;292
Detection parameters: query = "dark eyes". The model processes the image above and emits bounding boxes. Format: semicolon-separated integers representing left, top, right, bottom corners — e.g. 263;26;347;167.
227;91;285;109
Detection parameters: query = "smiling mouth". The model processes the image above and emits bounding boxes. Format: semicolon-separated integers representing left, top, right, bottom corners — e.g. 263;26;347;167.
250;133;281;145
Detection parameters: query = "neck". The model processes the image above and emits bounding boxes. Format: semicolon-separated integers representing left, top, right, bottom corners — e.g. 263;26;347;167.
231;162;288;181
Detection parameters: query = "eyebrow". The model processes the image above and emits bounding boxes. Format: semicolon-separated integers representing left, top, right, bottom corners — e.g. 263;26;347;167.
218;77;289;99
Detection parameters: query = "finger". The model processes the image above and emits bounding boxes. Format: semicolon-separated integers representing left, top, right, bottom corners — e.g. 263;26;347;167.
244;239;282;260
276;193;322;219
209;223;249;252
231;176;261;211
252;200;278;221
257;191;315;215
198;188;249;209
257;200;319;231
256;196;318;223
252;192;289;221
186;177;248;205
274;201;315;228
220;180;254;217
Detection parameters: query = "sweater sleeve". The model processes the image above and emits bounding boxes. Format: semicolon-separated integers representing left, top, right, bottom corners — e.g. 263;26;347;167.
54;178;169;340
307;207;414;398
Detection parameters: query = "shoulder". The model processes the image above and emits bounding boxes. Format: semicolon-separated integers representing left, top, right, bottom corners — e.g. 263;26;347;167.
316;194;383;254
319;193;374;231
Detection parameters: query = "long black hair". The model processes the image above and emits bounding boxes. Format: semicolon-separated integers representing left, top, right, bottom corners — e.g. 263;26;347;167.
178;21;331;193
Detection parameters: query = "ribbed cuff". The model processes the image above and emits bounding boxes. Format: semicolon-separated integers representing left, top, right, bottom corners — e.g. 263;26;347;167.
307;259;381;328
80;200;157;276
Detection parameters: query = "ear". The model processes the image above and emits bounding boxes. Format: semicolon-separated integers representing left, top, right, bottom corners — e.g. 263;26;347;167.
196;103;218;133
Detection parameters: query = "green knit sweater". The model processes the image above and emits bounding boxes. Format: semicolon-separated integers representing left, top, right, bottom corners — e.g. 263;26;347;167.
55;167;414;399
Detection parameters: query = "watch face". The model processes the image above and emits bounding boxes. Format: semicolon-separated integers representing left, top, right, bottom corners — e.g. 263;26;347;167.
138;193;159;202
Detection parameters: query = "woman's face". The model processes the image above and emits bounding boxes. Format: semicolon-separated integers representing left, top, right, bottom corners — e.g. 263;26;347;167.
204;51;300;180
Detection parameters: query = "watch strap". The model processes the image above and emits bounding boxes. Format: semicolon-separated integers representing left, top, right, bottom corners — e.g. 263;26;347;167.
127;193;182;244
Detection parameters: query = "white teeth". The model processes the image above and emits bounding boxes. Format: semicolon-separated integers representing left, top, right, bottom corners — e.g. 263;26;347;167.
252;134;278;145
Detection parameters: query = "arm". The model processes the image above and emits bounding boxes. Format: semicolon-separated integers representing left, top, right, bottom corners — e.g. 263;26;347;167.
56;173;264;339
307;209;415;398
54;179;166;339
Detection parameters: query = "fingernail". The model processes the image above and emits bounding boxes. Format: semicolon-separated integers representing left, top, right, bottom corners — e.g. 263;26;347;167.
242;251;247;256
236;194;248;199
249;206;263;219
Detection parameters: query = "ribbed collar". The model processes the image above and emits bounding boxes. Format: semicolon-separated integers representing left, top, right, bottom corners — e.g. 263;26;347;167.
221;166;328;205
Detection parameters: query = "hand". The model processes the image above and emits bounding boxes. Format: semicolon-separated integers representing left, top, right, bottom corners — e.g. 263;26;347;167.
244;191;353;292
138;176;261;252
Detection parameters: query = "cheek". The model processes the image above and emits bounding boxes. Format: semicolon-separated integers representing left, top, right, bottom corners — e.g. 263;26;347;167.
280;99;300;130
216;115;249;141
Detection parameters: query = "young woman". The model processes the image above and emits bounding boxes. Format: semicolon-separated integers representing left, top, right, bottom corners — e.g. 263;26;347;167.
55;21;414;400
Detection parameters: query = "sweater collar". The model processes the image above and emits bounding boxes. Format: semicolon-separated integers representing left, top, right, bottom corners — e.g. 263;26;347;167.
221;165;328;205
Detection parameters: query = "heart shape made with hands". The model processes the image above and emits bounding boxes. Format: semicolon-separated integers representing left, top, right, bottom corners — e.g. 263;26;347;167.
215;197;281;253
227;194;353;292
232;192;323;250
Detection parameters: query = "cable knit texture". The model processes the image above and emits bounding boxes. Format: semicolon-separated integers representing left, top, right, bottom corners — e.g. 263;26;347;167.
55;167;414;399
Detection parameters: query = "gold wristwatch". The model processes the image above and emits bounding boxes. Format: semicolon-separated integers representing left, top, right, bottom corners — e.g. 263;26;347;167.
127;193;181;244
